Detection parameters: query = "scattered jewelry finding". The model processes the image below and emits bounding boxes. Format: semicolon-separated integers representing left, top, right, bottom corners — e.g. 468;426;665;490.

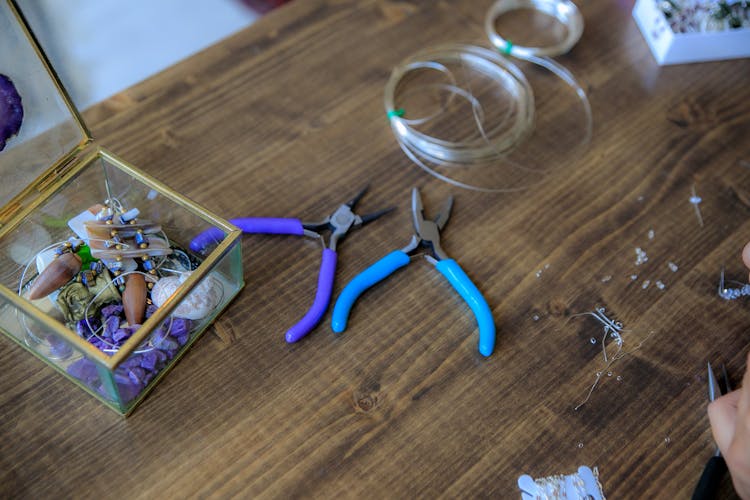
569;307;652;410
635;247;648;266
518;465;605;500
718;268;750;300
536;263;551;279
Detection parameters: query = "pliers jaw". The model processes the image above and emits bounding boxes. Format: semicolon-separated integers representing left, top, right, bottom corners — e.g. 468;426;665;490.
401;187;453;261
327;204;362;251
302;185;394;251
331;187;496;357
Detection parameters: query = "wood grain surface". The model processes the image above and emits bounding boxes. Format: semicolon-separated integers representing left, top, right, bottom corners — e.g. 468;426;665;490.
3;0;750;498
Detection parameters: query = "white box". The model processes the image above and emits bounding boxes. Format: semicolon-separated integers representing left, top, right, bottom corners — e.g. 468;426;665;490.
633;0;750;65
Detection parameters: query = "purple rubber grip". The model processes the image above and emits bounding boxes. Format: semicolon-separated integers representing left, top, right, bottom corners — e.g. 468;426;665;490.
189;217;304;251
285;248;337;343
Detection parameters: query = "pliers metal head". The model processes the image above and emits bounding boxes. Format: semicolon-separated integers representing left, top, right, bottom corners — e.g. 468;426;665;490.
331;187;496;357
187;184;393;344
401;187;454;262
302;185;393;250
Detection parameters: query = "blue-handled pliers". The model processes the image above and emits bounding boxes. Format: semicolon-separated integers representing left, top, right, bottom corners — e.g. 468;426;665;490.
331;187;496;357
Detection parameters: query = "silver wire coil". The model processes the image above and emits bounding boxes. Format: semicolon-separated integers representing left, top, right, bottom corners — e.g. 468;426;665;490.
384;44;534;169
484;0;583;58
383;1;592;192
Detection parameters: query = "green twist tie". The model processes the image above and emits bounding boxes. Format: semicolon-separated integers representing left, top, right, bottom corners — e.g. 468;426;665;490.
75;244;96;268
387;108;405;119
503;41;513;55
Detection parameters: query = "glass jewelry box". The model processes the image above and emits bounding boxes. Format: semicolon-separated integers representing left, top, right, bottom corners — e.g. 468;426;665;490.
0;0;243;415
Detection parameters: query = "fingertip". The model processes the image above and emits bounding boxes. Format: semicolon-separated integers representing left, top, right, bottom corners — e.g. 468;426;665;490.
742;241;750;270
706;401;719;422
709;396;737;456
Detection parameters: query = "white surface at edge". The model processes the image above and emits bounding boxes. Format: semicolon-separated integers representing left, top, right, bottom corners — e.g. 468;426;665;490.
633;0;750;65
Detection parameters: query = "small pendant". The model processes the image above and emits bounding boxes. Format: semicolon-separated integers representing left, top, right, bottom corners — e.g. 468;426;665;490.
28;253;82;300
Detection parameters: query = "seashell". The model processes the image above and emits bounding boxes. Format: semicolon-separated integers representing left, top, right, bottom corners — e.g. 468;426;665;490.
151;272;222;320
122;274;147;326
28;253;82;300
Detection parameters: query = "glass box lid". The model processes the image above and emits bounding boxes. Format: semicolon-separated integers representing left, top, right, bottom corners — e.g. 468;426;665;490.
0;0;90;220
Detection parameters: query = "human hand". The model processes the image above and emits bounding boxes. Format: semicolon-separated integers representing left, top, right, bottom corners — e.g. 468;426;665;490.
742;241;750;283
708;352;750;500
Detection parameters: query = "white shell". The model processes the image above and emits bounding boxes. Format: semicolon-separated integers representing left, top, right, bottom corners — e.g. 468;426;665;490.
151;272;222;320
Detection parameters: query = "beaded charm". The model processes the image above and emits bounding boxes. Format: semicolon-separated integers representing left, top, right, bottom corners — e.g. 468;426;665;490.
718;269;750;300
122;274;148;326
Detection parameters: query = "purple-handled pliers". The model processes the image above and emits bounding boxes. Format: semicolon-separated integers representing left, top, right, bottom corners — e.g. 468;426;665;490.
190;186;392;343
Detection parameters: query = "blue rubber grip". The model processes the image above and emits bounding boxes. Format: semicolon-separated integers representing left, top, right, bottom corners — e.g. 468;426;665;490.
331;250;411;333
435;259;495;357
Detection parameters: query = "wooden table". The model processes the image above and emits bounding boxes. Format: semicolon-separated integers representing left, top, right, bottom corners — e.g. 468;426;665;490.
3;0;750;497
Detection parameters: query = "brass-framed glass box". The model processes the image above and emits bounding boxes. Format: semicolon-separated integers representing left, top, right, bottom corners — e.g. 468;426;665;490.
0;0;243;414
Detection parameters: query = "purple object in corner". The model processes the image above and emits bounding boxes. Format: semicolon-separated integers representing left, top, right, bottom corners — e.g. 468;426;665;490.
0;74;23;151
